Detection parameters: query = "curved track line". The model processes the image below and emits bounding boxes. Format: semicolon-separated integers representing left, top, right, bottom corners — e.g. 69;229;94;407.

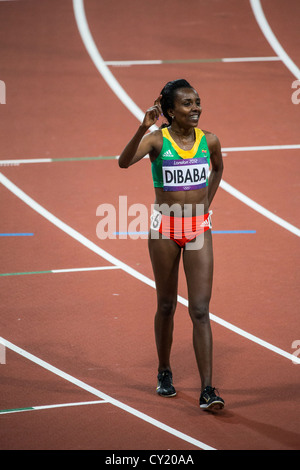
220;180;300;237
72;0;300;238
73;0;146;125
0;337;215;450
250;0;300;79
1;172;299;365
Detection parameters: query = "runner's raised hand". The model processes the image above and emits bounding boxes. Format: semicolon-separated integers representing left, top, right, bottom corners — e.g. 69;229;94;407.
142;95;162;128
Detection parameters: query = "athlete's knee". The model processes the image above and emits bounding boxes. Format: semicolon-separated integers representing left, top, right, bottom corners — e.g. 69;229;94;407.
189;302;210;324
157;298;177;318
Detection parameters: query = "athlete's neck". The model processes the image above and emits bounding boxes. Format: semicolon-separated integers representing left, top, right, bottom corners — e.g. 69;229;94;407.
169;125;195;140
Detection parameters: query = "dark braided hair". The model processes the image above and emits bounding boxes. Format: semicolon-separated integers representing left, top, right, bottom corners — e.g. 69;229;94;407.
160;79;193;127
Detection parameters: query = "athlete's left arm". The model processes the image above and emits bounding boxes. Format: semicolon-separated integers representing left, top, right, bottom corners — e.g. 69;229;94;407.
206;132;224;207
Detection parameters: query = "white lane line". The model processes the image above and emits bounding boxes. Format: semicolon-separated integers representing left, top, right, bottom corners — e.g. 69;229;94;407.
72;0;147;125
0;266;121;276
250;0;300;80
72;0;300;238
105;60;163;66
220;180;300;237
104;57;280;66
0;336;216;450
0;157;118;165
51;266;120;273
222;56;280;62
0;400;108;415
1;171;299;366
0;159;51;166
222;144;300;152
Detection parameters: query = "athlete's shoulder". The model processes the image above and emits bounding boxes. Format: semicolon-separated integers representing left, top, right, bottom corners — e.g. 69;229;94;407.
202;130;221;151
145;128;163;140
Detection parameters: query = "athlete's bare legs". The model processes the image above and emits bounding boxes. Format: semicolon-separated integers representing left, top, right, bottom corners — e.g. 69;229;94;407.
183;230;214;390
148;234;181;372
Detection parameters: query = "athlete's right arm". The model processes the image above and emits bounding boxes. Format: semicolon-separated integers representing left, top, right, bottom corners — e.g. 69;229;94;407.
118;97;162;168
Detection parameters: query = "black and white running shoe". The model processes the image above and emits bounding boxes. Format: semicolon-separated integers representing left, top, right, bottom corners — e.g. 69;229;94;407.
199;386;225;410
156;370;176;397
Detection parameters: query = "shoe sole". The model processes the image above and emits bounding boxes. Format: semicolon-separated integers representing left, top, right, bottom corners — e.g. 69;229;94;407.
200;400;224;411
156;390;177;397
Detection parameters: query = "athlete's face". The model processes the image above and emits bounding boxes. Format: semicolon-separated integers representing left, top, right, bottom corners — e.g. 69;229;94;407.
170;88;202;128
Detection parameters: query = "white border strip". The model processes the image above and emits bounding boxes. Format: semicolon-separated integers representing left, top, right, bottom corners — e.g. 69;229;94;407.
1;171;299;365
72;0;300;238
105;60;163;66
52;266;120;273
222;56;279;62
73;0;146;124
220;180;300;237
72;0;156;131
0;400;108;415
250;0;300;79
222;144;300;152
0;159;51;166
104;57;280;66
0;336;215;450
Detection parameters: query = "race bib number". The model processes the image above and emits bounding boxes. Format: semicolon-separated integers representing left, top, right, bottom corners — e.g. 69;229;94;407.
162;157;208;192
150;209;162;231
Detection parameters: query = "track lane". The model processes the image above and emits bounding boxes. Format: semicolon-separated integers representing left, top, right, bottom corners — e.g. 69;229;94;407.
1;167;295;447
1;161;299;355
251;0;300;77
1;265;299;449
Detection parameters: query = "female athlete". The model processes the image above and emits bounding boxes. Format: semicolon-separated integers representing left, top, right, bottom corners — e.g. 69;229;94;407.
119;79;224;411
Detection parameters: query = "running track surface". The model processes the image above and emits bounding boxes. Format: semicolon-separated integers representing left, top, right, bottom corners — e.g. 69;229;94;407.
0;0;299;451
